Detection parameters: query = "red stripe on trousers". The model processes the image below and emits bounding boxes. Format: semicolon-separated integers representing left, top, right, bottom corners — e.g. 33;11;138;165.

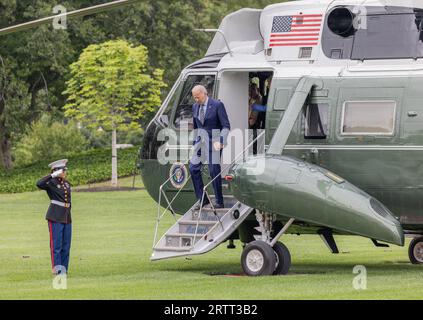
48;221;55;270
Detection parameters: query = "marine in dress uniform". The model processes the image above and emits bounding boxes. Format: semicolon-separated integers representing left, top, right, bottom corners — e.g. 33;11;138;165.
36;159;72;275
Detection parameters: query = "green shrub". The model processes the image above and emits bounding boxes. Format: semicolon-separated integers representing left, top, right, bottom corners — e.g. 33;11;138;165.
13;116;89;167
0;147;139;193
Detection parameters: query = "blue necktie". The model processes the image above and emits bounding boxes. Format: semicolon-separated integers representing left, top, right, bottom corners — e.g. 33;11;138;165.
199;104;206;124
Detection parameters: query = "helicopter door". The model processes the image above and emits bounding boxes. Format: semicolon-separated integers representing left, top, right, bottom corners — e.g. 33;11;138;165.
217;71;273;177
218;71;273;148
218;72;250;135
332;87;404;214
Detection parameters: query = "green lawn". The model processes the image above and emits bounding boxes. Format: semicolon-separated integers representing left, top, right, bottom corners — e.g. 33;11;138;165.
0;177;422;300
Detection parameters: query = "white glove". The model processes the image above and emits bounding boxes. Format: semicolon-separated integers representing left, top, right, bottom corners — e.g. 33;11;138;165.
51;169;64;178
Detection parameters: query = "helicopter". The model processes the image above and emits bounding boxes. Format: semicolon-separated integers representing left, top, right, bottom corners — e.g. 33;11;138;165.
2;0;422;277
141;0;423;276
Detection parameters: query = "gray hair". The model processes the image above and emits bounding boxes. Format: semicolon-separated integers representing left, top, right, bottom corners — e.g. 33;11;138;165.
192;85;208;94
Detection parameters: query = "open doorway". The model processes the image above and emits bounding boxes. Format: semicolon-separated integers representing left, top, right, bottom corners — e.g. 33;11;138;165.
218;71;273;155
248;72;273;131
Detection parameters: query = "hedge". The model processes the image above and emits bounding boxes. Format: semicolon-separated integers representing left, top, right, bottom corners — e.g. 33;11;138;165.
0;148;140;194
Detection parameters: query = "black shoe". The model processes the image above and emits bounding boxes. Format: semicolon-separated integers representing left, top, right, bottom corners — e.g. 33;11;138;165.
212;201;224;209
193;201;210;211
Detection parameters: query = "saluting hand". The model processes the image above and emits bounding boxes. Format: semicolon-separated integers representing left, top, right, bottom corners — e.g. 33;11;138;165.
51;169;64;178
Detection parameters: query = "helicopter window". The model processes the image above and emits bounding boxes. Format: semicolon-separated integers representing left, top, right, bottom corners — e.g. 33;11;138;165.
173;74;216;129
342;101;396;135
157;81;183;127
322;6;423;60
352;13;421;60
304;103;328;139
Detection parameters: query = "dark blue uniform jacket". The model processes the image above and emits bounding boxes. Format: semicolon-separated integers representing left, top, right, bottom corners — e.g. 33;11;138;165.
36;175;72;224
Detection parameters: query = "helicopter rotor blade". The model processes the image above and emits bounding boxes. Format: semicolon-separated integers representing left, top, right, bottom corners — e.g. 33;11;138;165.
0;0;141;37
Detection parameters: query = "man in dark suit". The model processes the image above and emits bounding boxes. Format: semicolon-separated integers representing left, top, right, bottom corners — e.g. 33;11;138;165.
189;85;231;209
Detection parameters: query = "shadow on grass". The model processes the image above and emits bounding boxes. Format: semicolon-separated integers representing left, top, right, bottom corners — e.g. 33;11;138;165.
150;259;422;277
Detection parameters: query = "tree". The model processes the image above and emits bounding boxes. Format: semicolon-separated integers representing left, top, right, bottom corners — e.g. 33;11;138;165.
63;39;166;186
0;0;284;170
0;72;31;169
0;0;79;169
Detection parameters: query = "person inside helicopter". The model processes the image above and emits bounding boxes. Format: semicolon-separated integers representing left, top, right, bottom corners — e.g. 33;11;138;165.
248;73;272;154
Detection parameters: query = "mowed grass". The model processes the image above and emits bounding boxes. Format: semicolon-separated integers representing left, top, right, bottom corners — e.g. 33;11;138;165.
0;177;422;300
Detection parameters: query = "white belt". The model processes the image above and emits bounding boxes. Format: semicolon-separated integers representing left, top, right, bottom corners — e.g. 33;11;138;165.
51;200;71;208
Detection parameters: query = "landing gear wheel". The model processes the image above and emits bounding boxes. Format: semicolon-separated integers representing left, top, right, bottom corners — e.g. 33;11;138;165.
409;236;423;265
241;241;276;276
273;242;291;275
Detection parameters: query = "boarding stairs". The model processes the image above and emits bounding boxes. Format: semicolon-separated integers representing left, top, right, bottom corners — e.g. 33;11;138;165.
151;131;265;261
151;195;253;261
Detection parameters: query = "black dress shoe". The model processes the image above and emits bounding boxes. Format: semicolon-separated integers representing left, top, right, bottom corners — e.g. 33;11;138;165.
193;201;210;211
212;201;224;209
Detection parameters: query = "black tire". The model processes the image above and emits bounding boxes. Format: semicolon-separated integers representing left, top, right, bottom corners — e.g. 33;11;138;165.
241;241;276;276
273;242;291;275
409;236;423;265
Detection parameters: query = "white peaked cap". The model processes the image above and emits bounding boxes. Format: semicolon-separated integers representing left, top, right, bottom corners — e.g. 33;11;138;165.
48;159;68;170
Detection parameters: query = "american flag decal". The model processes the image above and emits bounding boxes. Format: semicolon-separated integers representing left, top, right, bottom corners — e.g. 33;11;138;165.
270;14;323;47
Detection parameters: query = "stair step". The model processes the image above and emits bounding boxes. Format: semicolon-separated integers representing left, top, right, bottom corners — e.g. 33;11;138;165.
209;195;234;198
178;220;217;235
193;208;229;213
179;221;217;225
154;246;192;252
166;233;203;238
165;232;205;247
191;210;226;221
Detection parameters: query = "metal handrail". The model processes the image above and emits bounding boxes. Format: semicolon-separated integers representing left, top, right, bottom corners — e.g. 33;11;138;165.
194;130;266;244
153;166;192;248
153;130;266;249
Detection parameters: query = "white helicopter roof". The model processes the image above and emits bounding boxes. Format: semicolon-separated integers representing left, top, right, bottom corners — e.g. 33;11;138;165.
206;8;263;57
200;0;423;80
261;0;423;62
207;0;423;59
